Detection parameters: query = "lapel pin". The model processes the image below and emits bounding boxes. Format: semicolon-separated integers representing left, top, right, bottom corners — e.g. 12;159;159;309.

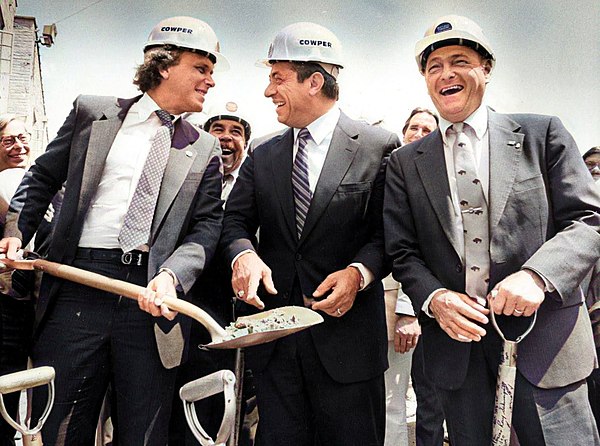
507;141;521;148
185;150;193;158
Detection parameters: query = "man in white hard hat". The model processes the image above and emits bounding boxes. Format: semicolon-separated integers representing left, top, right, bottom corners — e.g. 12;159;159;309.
384;14;600;445
169;102;253;445
221;21;400;446
204;102;251;201
0;16;225;444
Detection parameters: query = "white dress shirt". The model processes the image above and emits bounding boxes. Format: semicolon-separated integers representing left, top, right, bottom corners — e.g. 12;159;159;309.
79;93;179;249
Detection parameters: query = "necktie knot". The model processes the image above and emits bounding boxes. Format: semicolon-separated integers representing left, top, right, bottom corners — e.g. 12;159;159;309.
155;110;174;138
297;128;311;146
451;122;464;134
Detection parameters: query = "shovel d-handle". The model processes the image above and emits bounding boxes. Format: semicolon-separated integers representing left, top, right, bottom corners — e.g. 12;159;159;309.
490;308;537;446
10;258;229;342
0;366;55;436
180;370;236;446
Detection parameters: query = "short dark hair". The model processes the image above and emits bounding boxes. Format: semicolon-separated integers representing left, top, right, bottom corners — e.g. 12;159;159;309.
290;62;339;100
402;107;439;135
583;146;600;161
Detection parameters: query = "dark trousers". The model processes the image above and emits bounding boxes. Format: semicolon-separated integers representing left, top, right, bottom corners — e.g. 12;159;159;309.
436;338;598;446
0;296;34;446
411;340;445;446
32;252;177;446
254;329;385;446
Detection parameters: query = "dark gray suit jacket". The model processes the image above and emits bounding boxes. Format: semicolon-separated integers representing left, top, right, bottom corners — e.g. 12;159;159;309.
384;110;600;389
221;112;400;383
4;95;224;368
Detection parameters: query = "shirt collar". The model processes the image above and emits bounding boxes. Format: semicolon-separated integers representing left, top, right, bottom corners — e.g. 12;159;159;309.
439;103;488;144
293;106;341;144
129;93;182;124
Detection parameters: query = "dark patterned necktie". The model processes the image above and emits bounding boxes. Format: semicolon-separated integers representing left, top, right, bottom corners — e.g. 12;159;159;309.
119;110;174;253
451;122;490;302
292;128;312;239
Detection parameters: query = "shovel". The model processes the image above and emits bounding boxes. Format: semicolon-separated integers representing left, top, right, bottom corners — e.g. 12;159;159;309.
0;366;55;446
489;304;537;446
0;255;323;349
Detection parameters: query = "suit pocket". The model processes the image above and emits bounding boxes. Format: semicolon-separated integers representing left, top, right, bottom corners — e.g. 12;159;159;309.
336;181;372;194
513;174;544;194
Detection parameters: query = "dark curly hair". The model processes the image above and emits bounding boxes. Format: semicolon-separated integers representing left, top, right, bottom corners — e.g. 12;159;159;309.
133;46;185;92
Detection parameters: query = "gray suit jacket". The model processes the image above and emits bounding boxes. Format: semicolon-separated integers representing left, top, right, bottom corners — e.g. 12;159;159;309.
384;109;600;389
4;95;224;368
221;112;400;383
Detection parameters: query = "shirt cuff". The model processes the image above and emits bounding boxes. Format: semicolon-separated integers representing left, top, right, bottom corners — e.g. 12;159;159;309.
231;249;255;270
349;263;374;291
395;284;415;316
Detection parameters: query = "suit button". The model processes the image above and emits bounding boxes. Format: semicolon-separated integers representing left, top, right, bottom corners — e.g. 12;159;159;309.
456;263;463;273
296;253;302;261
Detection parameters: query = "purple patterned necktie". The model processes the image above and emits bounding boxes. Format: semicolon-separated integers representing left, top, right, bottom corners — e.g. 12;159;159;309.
292;128;312;239
118;110;174;253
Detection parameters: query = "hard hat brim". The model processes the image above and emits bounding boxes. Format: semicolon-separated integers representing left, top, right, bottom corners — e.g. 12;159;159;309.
144;41;230;72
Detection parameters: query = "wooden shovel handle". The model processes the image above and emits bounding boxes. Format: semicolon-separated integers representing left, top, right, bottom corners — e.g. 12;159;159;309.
31;259;228;341
0;367;55;394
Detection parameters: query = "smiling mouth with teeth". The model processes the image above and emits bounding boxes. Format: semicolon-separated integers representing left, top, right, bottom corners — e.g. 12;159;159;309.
222;148;233;155
441;85;464;96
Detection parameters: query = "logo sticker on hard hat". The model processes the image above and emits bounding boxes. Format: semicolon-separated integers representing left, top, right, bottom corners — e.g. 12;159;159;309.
435;22;452;34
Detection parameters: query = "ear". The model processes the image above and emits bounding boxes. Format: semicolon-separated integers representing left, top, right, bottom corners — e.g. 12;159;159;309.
307;72;325;97
482;60;493;83
159;67;171;81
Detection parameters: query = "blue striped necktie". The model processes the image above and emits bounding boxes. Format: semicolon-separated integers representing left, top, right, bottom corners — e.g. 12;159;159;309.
292;128;312;239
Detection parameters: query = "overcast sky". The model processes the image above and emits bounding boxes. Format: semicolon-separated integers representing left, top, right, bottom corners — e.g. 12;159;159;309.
18;0;600;152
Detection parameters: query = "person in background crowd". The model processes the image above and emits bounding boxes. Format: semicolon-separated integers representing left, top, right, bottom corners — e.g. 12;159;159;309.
402;107;439;144
221;21;400;445
385;14;600;445
383;107;439;446
583;147;600;432
169;103;255;445
0;114;35;446
584;147;600;183
0;16;225;445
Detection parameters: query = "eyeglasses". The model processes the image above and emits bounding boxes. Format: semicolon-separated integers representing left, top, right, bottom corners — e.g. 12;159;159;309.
0;133;31;148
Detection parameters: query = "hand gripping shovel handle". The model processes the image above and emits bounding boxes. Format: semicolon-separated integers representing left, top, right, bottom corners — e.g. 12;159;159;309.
3;257;229;342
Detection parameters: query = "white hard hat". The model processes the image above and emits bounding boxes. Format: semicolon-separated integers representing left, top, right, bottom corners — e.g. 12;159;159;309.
414;15;495;73
257;22;343;78
203;101;252;141
144;16;230;71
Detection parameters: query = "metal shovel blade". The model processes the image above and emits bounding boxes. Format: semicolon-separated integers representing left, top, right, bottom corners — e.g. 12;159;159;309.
0;256;323;349
203;306;324;349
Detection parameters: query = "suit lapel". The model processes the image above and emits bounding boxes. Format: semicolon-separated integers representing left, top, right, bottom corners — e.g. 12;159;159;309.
299;113;359;244
77;97;136;218
269;129;297;239
151;120;199;237
415;131;462;258
488;111;524;230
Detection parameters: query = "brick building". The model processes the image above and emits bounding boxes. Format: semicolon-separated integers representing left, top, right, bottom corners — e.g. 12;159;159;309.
0;0;49;161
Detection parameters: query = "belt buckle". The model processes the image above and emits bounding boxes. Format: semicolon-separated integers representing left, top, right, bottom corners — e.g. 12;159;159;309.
121;251;143;266
121;252;133;265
